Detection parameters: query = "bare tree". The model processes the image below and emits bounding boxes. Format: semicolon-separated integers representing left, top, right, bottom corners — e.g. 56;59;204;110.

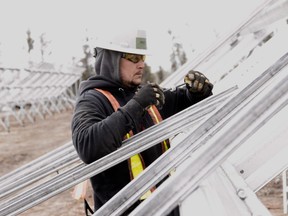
168;29;187;73
141;63;156;84
39;33;51;62
26;29;34;53
79;36;94;80
155;66;169;83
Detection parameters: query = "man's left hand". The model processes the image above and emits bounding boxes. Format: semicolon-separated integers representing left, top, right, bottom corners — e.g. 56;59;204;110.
184;70;213;96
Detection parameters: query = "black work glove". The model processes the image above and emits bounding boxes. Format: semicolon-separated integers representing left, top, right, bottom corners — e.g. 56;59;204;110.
184;70;213;97
120;83;164;132
133;83;165;110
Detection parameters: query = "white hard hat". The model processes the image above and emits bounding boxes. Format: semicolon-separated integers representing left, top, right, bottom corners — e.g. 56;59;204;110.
92;28;150;55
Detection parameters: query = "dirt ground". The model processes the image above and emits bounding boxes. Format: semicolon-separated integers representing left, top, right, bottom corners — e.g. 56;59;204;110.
0;109;286;216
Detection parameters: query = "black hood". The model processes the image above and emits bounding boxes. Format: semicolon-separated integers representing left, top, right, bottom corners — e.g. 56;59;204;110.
95;48;121;82
79;48;137;95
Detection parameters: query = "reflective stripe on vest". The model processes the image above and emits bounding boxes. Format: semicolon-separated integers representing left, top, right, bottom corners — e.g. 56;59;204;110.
147;107;169;152
95;88;169;200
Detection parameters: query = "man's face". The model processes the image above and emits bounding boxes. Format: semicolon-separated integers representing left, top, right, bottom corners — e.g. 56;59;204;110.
119;54;145;88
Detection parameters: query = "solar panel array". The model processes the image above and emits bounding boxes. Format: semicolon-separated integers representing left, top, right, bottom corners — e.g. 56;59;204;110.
0;66;83;132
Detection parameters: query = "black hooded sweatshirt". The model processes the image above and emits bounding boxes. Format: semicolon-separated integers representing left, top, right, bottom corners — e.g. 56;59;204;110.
71;49;212;213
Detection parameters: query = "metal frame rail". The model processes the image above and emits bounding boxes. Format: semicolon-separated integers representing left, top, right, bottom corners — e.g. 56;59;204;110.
0;1;284;214
0;66;82;132
0;142;72;186
129;54;288;216
92;52;288;216
160;0;276;88
0;86;237;216
0;0;274;197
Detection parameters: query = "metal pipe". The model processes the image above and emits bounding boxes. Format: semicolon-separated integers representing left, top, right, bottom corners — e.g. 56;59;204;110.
0;0;274;205
93;52;288;216
160;0;276;88
241;0;288;35
0;163;85;208
0;142;75;188
0;0;276;212
0;86;237;215
0;152;80;200
131;67;288;216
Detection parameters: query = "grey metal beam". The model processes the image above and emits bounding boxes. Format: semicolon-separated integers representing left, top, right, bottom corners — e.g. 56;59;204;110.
93;52;288;216
129;57;288;216
0;86;236;216
0;142;73;186
0;151;79;200
241;0;288;34
160;0;275;88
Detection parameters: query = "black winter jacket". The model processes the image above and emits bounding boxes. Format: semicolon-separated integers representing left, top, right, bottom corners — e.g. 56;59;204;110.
71;49;212;213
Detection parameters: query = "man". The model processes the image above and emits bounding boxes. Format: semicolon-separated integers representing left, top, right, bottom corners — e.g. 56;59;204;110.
71;28;213;215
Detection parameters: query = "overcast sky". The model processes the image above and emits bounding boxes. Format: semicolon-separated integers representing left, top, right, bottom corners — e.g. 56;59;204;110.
0;0;266;71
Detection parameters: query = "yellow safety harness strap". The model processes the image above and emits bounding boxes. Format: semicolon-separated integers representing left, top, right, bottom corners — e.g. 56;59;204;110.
126;132;154;200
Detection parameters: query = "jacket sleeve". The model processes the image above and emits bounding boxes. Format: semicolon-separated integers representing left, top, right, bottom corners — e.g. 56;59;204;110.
161;87;213;119
71;90;143;164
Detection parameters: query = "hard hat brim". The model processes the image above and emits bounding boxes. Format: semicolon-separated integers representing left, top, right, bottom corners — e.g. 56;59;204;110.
95;42;150;55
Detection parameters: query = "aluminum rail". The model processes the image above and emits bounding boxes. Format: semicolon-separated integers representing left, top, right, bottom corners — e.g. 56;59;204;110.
0;0;273;194
0;151;80;200
92;52;288;216
1;88;189;194
0;162;86;208
0;87;237;216
227;81;288;193
1;88;235;213
0;144;78;199
177;85;288;216
0;142;73;186
241;0;288;35
220;162;274;216
131;67;288;216
160;0;276;88
0;85;219;197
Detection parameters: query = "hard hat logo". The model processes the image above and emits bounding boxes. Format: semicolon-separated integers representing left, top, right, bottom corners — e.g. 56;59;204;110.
136;37;147;50
136;29;147;50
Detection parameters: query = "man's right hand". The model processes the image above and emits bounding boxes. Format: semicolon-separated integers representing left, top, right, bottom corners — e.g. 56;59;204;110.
133;83;165;110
